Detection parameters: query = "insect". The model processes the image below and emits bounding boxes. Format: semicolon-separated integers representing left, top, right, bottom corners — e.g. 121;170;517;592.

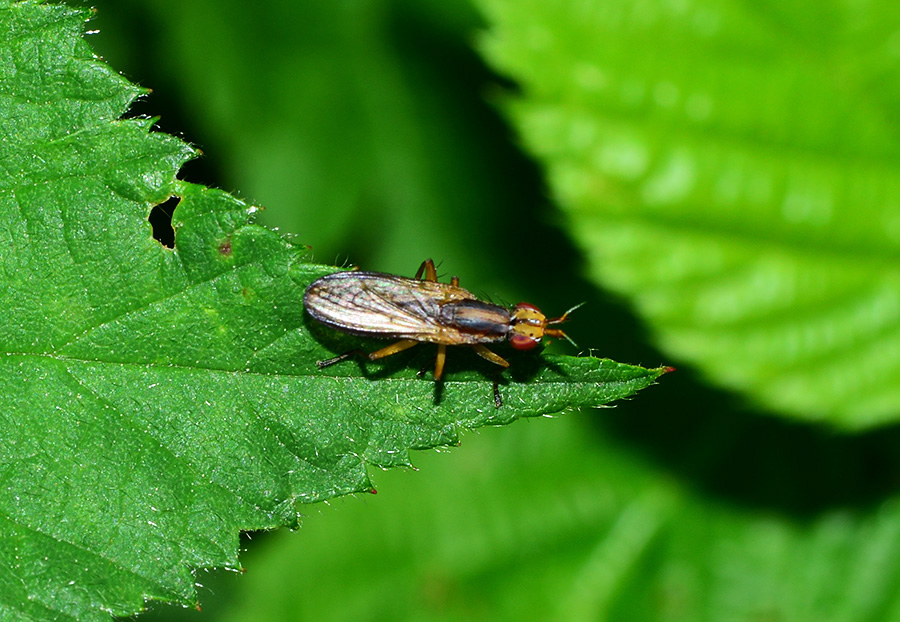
304;259;579;407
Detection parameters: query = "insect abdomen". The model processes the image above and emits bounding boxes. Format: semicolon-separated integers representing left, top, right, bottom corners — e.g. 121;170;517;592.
439;300;509;341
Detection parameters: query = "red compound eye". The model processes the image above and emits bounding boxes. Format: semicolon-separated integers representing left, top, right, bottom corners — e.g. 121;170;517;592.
509;331;540;350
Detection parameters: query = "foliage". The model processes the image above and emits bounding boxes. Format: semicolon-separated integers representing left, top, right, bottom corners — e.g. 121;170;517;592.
0;2;664;619
479;0;900;429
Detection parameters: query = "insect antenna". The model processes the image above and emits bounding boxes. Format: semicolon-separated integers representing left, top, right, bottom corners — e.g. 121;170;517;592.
545;302;585;348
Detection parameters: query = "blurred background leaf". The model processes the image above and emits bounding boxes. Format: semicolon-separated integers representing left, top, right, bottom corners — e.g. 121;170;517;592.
74;0;900;619
479;0;900;429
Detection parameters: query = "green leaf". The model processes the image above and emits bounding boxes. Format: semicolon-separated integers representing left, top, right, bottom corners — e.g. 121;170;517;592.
0;3;665;619
476;0;900;429
185;418;900;622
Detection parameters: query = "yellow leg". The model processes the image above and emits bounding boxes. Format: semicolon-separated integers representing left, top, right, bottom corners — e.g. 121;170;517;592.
472;344;510;369
366;339;419;360
415;259;438;282
434;344;447;381
317;339;418;369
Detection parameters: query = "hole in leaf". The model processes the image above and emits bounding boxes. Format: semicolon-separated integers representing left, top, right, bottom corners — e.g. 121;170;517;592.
149;197;179;248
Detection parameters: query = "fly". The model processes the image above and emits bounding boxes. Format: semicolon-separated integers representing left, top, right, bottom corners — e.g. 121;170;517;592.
303;259;580;407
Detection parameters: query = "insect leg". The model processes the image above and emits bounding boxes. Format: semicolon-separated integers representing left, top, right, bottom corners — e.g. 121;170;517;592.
434;344;447;381
471;344;510;369
471;345;508;408
364;339;420;360
317;339;419;369
316;351;364;369
415;259;438;282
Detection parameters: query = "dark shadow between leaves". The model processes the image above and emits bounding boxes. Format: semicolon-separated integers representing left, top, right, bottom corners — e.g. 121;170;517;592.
447;68;900;521
605;364;900;520
530;254;900;520
492;220;900;519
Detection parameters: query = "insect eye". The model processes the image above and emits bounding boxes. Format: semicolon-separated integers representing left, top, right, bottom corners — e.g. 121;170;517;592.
509;326;542;350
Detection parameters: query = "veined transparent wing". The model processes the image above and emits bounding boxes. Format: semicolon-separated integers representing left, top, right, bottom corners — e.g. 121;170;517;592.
304;271;478;340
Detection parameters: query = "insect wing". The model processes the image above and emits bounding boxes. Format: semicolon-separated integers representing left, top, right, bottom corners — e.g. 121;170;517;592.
304;271;475;340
